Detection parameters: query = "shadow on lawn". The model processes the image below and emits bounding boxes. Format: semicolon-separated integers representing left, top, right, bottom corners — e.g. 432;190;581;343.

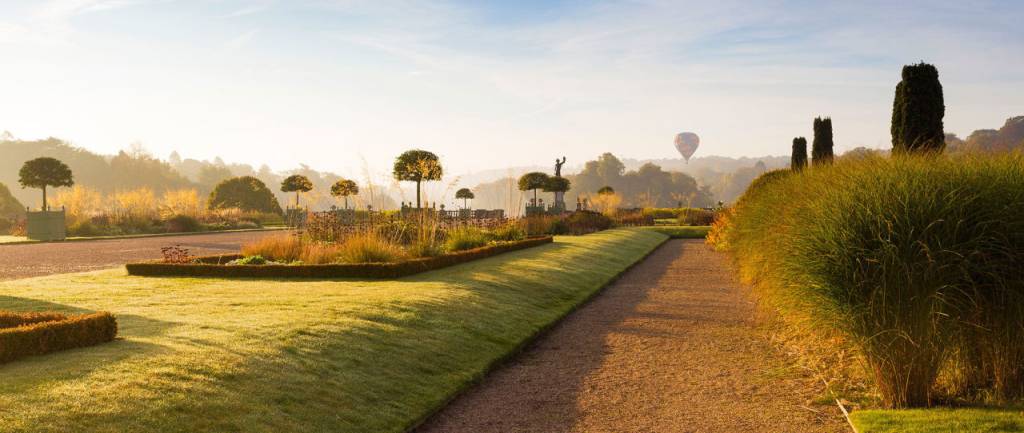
0;296;177;392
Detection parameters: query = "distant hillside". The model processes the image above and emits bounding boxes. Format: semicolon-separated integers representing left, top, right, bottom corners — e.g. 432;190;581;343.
946;116;1024;153
0;182;24;218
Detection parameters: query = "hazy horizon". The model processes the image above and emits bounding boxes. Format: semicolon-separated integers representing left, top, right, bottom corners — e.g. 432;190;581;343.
2;0;1022;178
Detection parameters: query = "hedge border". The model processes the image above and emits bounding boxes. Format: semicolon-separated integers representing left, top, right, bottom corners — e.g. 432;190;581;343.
0;312;119;364
125;236;555;279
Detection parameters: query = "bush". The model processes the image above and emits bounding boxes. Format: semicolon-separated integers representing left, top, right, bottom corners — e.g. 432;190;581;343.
0;311;118;364
721;153;1024;407
165;214;203;233
489;223;525;242
614;211;654;227
445;227;489;252
242;234;303;262
676;208;715;226
564;211;613;235
67;219;104;237
335;232;407;264
231;255;268;265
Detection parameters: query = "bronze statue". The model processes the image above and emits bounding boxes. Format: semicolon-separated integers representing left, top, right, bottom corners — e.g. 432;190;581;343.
554;156;566;177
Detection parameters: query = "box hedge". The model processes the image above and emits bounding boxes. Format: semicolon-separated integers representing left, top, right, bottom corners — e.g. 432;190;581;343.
127;236;554;279
0;312;118;364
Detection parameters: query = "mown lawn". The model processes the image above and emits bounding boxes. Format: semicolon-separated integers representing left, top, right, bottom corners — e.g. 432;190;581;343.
852;408;1024;433
0;228;667;433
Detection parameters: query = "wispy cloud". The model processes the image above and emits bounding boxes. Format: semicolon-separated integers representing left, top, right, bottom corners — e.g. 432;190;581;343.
226;2;272;18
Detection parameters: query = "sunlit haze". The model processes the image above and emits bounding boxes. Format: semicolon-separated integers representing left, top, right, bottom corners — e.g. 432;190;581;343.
1;0;1022;177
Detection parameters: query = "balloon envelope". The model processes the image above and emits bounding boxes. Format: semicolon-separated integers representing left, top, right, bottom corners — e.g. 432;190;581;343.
674;132;700;161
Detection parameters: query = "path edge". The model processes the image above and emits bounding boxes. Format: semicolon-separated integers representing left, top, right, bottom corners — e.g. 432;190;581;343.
404;231;674;433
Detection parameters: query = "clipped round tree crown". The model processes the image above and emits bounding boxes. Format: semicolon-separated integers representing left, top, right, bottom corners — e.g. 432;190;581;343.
281;174;313;193
543;176;571;193
518;172;550;191
597;186;615;195
393;150;443;182
19;157;74;189
455;188;475;199
330;179;359;197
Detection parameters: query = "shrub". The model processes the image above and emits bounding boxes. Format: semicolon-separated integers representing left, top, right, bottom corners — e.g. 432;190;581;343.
67;219;104;237
811;117;834;166
335;232;407;264
444;226;489;252
231;255;268;265
891;62;945;153
614;211;654;226
676;208;715;226
489;223;525;242
0;311;118;364
165;214;203;233
721;153;1024;407
242;234;303;262
564;211;612;235
208;176;283;214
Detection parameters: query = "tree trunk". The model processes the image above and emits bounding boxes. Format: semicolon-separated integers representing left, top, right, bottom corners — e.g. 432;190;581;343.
295;192;300;208
42;186;47;211
344;196;349;210
463;198;468;209
416;181;422;209
533;188;538;205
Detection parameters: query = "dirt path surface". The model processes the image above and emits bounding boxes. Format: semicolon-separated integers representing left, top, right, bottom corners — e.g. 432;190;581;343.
0;230;287;280
417;239;847;433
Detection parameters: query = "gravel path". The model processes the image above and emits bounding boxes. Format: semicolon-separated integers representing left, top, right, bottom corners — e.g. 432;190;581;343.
0;230;286;280
417;239;848;433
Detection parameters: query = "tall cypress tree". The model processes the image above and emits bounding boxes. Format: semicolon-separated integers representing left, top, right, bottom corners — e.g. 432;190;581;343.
891;62;945;153
791;137;808;171
812;117;834;166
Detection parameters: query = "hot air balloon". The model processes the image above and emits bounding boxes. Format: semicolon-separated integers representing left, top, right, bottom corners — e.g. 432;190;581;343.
674;132;699;163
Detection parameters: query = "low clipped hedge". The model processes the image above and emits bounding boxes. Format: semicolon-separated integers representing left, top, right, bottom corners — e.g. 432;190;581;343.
127;236;554;279
0;311;118;364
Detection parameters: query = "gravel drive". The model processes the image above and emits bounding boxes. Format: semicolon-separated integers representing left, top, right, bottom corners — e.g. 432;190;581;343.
0;230;287;280
417;239;848;433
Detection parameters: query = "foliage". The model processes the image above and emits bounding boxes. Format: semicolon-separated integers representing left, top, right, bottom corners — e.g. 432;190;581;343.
393;149;443;208
570;153;714;208
811;117;834;166
517;172;549;197
543;176;571;193
281;174;313;208
444;226;490;252
891;63;946;153
791;137;808;171
597;186;614;195
208;176;283;214
454;188;474;200
612;210;653;226
19;157;74;210
589;191;622;215
0;311;117;364
0;182;24;218
489;222;525;242
231;255;269;265
563;211;613;235
330;178;359;209
164;215;203;233
676;208;715;226
719;153;1024;407
334;232;408;264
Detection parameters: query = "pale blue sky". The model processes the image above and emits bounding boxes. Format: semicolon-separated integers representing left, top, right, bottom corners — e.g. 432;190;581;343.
1;0;1021;178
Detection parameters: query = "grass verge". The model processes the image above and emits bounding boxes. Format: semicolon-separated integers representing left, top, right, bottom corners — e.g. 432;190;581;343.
851;408;1024;433
0;228;667;433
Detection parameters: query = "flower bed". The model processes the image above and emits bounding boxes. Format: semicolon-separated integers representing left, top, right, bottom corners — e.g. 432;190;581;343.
0;311;118;364
126;236;554;279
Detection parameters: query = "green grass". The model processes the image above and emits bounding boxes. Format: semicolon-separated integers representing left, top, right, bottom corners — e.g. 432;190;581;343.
0;228;667;433
851;408;1024;433
641;225;710;239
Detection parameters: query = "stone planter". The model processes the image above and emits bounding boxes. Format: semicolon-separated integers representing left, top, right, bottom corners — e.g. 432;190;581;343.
26;210;66;241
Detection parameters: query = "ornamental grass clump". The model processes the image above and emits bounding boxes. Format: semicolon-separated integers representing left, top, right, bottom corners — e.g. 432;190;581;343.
335;232;407;264
719;153;1024;408
444;226;490;252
